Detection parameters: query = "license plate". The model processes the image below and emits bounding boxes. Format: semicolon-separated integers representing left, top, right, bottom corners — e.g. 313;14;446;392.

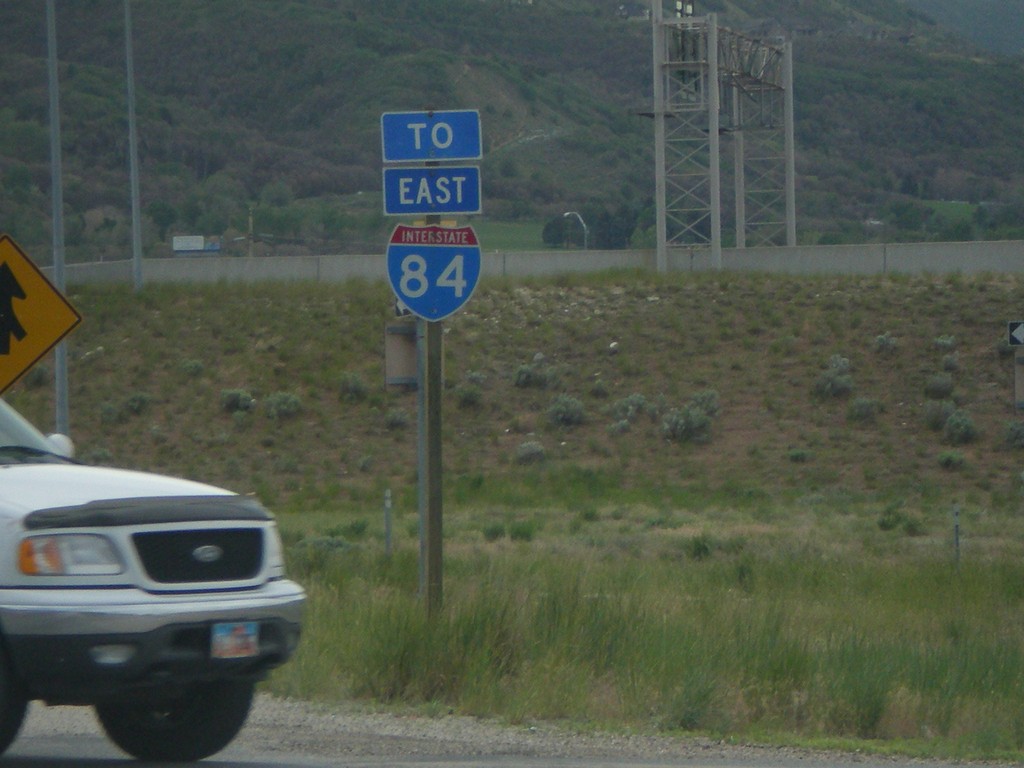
211;622;260;659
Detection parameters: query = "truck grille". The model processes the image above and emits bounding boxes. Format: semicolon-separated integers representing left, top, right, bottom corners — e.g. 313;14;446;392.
132;529;263;584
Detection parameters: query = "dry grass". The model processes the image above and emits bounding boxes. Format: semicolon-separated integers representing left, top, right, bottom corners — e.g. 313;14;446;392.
6;271;1024;553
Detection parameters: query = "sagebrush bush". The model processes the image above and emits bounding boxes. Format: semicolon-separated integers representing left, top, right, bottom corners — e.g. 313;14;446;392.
924;373;954;400
454;384;482;409
938;450;965;470
847;397;882;423
548;394;585;427
515;441;546;465
924;399;956;431
873;332;898;355
221;389;255;413
384;409;409;430
610;393;648;423
265;392;302;419
943;409;977;445
339;372;368;402
662;404;711;443
1005;421;1024;449
690;389;720;418
514;363;558;389
813;369;854;398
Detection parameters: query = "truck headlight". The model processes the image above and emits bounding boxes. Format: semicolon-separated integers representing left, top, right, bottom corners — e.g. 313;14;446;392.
19;535;123;576
266;524;287;579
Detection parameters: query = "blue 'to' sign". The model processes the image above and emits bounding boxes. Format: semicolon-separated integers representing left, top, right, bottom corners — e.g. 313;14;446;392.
381;110;482;163
386;225;481;321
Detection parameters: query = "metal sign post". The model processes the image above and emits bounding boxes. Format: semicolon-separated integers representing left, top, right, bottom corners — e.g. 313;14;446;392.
381;110;482;617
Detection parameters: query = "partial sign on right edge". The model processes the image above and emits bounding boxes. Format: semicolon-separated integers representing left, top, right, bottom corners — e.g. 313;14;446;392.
1009;321;1024;346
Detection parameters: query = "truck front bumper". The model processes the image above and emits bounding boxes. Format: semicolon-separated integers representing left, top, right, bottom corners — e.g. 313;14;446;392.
0;579;304;704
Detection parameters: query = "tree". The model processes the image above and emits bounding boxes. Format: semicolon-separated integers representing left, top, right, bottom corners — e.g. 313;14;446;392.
145;200;177;242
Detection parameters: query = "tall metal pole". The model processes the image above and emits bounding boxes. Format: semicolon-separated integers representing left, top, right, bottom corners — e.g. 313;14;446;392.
125;0;143;290
783;39;797;247
708;14;722;270
732;86;746;249
423;318;443;617
651;1;668;273
46;0;70;435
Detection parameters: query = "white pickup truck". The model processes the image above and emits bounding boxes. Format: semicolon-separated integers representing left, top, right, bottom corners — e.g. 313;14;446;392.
0;398;305;761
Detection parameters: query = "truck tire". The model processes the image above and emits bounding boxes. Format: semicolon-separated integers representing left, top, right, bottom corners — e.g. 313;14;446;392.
0;647;27;757
95;679;254;762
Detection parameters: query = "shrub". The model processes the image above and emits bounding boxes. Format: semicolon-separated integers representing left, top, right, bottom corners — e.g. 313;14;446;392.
942;353;959;372
339;372;368;402
125;392;152;415
934;334;957;351
384;409;409;430
814;369;854;398
482;523;506;542
454;384;482;409
923;373;954;400
548;394;585;427
514;363;557;389
1005;421;1024;449
607;419;631;436
180;359;204;377
827;354;851;374
847;397;882;423
22;364;50;388
877;503;905;532
99;401;128;425
873;332;898;355
264;392;302;420
787;447;812;463
813;356;853;398
509;520;536;542
943;409;977;445
515;441;546;465
924;399;956;431
938;450;965;470
662;404;711;443
221;389;256;413
610;393;647;423
690;389;720;418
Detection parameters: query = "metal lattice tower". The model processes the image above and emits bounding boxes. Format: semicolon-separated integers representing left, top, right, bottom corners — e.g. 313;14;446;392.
651;4;796;271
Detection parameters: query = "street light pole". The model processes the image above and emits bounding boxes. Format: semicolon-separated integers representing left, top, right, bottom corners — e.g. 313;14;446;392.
563;211;588;250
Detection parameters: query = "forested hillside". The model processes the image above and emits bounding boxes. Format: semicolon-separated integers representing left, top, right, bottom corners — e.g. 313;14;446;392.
904;0;1023;55
0;0;1021;263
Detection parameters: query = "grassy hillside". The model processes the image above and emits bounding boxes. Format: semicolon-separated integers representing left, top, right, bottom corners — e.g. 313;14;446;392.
9;272;1024;757
0;0;1022;264
7;271;1024;558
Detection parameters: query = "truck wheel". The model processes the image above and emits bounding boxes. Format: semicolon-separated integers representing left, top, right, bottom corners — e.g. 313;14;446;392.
95;679;254;762
0;648;27;757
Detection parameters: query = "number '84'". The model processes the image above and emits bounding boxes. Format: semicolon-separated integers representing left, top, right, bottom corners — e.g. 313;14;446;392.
399;253;467;298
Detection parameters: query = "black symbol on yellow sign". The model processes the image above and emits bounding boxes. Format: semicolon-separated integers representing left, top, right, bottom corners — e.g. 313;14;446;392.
0;235;82;394
0;261;28;355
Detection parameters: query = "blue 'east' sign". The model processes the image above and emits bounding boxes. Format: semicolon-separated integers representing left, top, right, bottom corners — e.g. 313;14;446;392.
381;110;481;163
383;166;482;216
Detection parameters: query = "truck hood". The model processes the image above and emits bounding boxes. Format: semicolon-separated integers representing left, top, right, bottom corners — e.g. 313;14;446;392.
0;463;233;520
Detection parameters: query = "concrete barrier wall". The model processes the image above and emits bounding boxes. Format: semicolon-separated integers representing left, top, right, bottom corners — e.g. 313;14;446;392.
58;240;1024;286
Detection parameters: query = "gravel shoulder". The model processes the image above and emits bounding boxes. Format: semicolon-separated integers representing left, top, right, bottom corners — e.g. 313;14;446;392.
18;695;1015;768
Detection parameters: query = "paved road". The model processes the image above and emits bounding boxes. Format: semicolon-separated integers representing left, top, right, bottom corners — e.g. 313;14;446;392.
1;697;1003;768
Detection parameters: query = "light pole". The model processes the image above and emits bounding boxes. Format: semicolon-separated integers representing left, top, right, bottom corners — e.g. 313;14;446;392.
563;211;588;250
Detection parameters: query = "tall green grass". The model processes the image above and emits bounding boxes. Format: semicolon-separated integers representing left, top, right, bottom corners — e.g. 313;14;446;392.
270;542;1024;757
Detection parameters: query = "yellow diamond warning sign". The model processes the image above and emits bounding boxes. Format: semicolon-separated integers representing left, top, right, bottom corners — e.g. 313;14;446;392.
0;235;82;394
